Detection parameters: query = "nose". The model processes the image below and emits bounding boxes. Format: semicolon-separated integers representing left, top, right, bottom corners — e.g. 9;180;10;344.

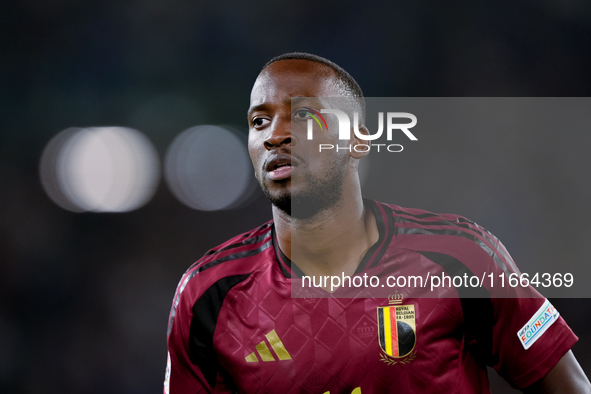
264;120;292;150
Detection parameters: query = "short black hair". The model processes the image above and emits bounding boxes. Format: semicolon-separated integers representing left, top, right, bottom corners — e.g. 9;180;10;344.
263;52;366;123
263;52;364;99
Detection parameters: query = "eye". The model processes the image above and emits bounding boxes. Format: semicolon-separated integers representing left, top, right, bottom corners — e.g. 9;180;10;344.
294;109;311;120
252;117;271;129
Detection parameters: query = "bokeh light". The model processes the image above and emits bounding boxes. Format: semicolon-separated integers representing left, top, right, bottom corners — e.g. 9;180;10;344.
40;127;161;212
164;125;256;211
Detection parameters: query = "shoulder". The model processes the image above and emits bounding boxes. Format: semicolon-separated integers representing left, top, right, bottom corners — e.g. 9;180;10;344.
383;202;481;227
167;221;275;336
376;201;519;276
381;201;494;240
181;220;274;291
174;221;275;308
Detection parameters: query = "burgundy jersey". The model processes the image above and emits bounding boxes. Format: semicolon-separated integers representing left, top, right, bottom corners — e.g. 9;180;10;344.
165;199;577;394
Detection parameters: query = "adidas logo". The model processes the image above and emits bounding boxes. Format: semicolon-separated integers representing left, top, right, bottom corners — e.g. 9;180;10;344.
245;329;292;362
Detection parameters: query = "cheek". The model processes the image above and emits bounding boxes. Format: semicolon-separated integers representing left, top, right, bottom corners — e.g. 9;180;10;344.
247;135;258;161
247;137;264;175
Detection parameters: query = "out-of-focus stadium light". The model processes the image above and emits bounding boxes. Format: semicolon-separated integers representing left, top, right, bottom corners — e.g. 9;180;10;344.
164;125;255;211
40;127;160;212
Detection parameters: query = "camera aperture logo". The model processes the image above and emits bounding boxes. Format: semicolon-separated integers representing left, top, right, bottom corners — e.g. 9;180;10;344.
306;109;418;153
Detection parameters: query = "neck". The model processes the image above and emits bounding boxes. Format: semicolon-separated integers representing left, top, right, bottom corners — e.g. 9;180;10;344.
273;185;379;280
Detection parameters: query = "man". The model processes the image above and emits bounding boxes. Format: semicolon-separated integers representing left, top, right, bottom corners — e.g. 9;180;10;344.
165;53;590;393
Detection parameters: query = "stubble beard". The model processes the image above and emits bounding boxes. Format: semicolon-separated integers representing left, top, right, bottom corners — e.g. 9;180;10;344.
260;164;346;220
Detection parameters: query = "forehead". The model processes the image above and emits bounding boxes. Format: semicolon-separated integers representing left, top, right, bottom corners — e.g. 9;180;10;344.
249;60;343;109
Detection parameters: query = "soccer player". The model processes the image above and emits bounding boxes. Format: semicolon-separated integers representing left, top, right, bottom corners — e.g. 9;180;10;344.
164;53;591;393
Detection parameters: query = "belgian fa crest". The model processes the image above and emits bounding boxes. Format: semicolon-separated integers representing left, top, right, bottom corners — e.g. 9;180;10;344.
377;304;417;365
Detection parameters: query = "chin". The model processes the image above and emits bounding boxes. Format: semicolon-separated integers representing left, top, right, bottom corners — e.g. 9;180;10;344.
260;182;291;214
261;167;345;220
267;193;292;216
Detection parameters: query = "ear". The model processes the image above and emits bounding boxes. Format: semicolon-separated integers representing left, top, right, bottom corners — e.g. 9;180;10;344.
349;125;371;159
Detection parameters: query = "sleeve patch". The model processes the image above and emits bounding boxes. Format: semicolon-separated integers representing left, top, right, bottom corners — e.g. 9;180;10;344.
517;299;559;350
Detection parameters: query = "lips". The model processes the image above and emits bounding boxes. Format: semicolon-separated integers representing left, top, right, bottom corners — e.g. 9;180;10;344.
265;153;296;181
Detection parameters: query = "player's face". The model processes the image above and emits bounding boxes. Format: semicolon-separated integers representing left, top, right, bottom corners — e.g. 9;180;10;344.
247;60;350;217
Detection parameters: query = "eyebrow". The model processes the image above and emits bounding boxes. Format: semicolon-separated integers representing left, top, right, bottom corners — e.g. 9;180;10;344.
247;103;268;117
292;96;324;107
247;97;323;117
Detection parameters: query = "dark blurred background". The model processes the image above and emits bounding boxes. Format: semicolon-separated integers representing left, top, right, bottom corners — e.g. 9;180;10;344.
1;1;591;393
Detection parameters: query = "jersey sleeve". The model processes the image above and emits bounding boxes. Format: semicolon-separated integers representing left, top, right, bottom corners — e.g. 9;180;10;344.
455;220;579;389
165;269;232;394
163;223;274;393
165;266;244;394
402;211;579;389
489;295;578;388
